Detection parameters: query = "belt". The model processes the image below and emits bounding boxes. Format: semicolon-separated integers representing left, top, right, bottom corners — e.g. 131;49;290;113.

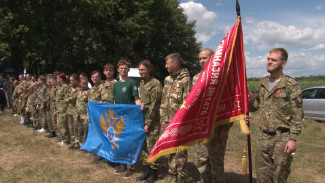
262;128;290;136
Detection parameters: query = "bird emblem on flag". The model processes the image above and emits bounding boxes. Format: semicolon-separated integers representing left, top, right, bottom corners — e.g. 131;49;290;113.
99;109;125;149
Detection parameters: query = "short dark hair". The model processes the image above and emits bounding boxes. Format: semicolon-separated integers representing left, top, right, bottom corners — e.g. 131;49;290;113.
269;48;288;61
103;63;115;71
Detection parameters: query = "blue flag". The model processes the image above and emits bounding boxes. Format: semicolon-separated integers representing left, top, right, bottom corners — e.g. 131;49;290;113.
81;101;145;165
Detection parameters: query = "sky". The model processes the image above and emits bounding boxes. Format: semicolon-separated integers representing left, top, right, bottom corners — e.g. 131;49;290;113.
179;0;325;78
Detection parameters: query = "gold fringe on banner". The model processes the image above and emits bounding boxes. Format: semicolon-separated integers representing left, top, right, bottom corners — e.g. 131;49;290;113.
241;147;247;175
240;119;250;135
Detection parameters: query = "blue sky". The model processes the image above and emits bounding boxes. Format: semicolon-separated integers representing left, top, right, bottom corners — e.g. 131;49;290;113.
179;0;325;78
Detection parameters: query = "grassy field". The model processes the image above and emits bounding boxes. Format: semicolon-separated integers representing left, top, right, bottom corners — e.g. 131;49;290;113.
0;109;324;183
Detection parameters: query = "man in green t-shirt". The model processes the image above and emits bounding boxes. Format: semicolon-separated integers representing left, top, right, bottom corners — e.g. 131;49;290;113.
113;59;141;179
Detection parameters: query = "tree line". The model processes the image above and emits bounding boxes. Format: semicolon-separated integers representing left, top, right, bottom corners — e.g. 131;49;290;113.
0;0;201;81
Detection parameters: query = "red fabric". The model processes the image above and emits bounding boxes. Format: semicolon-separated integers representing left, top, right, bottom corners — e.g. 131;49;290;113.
148;17;248;163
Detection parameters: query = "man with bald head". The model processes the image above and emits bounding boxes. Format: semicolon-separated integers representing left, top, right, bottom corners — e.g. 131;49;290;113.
192;48;233;183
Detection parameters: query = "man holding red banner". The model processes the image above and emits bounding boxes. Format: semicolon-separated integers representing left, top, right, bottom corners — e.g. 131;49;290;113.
250;48;303;182
160;53;192;183
193;48;233;183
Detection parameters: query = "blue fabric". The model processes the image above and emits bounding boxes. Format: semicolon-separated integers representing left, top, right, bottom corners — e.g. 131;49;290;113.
81;101;145;165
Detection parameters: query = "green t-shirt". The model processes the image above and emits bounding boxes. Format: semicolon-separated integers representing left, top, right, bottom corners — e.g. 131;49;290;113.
113;79;139;104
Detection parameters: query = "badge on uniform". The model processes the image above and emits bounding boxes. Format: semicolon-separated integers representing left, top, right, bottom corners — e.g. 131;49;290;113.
297;94;302;104
174;82;181;93
273;89;280;98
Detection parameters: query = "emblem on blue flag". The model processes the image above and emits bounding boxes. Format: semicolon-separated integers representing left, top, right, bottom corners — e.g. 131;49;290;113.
100;109;125;149
81;101;146;165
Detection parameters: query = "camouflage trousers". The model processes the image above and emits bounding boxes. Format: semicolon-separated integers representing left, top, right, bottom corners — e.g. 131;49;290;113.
67;114;76;145
57;112;70;143
38;107;47;129
255;131;293;183
49;102;57;132
140;127;160;169
168;150;188;182
31;107;39;127
194;126;228;183
73;116;86;147
46;106;54;132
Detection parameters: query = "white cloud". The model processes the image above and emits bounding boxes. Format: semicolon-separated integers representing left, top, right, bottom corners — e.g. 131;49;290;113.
316;4;322;10
180;1;217;44
245;51;325;78
244;21;325;52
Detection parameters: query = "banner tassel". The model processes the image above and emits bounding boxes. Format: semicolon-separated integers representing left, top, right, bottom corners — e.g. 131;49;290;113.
240;119;250;135
240;147;247;175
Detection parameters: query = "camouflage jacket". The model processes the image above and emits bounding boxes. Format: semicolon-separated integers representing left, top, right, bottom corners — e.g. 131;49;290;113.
13;80;26;100
100;79;117;103
49;86;57;111
43;84;52;108
65;85;79;116
88;84;102;102
192;72;201;86
251;75;303;141
75;88;89;119
55;83;69;113
35;84;47;107
160;68;192;123
140;77;162;127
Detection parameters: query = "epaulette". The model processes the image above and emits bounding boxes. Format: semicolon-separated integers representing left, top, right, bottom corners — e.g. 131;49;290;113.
284;75;298;86
258;76;269;84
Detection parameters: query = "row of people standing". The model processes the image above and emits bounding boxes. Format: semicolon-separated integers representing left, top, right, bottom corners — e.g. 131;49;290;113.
9;52;229;183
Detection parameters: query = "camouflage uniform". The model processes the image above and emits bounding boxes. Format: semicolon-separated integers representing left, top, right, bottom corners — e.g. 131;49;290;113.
35;84;48;129
74;88;89;146
12;80;26;115
22;83;32;124
4;79;13;109
65;85;79;145
44;84;54;133
251;75;303;183
49;85;58;133
100;79;117;103
192;72;233;183
139;76;162;169
160;68;192;182
56;83;69;143
88;84;102;102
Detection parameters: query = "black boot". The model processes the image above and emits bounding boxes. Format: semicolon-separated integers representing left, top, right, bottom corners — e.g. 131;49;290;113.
145;168;158;183
136;165;150;181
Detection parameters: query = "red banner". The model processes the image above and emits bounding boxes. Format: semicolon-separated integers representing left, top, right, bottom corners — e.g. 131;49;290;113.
148;16;248;163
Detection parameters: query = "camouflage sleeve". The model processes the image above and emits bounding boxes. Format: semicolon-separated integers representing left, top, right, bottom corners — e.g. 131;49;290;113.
288;84;304;141
182;77;192;101
160;78;168;122
145;81;162;126
250;85;260;112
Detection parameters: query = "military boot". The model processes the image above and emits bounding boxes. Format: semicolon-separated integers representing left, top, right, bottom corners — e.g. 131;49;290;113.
136;165;150;181
145;168;158;183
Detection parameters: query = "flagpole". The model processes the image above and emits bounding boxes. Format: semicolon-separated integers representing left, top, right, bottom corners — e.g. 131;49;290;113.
236;0;253;182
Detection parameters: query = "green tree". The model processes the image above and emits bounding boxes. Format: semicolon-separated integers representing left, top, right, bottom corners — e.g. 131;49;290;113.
0;0;201;80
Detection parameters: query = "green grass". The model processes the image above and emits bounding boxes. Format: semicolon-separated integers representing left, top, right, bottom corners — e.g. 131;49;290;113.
0;110;324;183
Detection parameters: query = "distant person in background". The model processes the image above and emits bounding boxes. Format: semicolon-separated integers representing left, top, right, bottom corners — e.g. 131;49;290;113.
4;74;13;109
0;75;5;111
248;48;304;182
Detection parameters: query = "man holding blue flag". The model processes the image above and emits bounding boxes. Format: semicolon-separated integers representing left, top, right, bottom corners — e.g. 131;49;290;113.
113;59;142;179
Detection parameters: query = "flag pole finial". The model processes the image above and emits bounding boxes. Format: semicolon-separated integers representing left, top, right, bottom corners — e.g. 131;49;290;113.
236;0;241;17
